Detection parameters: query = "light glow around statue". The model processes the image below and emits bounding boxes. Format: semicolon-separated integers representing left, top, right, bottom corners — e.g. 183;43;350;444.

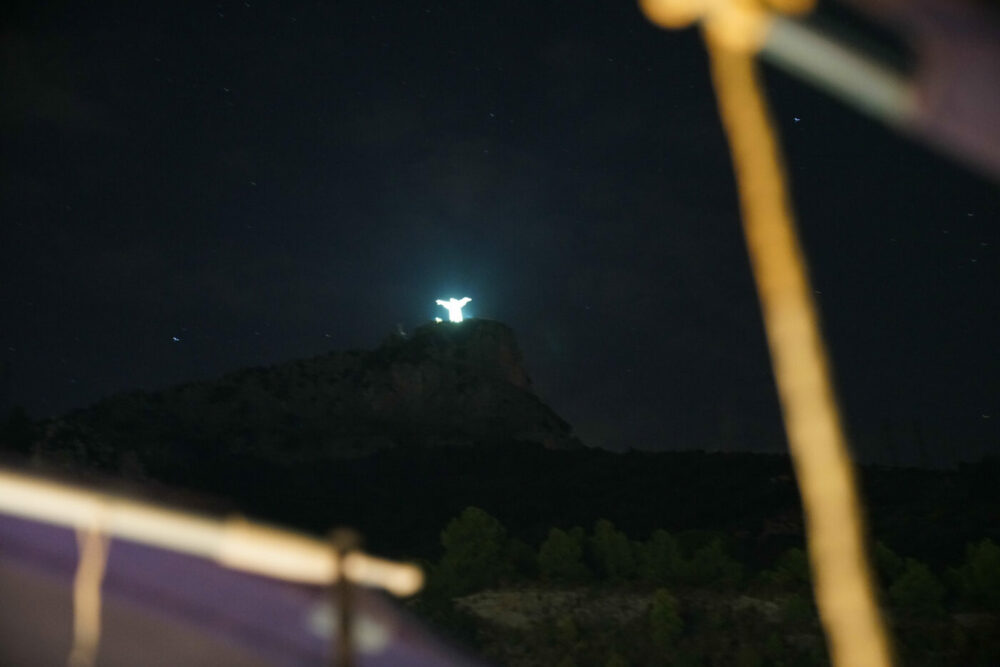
435;297;471;323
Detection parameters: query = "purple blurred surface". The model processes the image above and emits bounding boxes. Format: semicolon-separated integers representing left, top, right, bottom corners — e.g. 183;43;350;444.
842;0;1000;179
0;514;483;666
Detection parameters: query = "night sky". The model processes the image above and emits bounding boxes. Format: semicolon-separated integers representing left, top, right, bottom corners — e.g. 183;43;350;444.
2;0;997;465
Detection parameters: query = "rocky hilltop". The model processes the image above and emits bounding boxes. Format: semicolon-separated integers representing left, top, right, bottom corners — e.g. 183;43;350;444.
37;319;580;474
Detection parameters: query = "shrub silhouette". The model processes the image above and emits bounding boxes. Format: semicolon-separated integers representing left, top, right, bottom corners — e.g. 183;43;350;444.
604;650;629;667
649;588;683;652
888;558;945;617
948;539;1000;611
872;540;905;588
505;537;538;580
539;527;591;583
591;519;637;581
760;547;811;591
680;538;742;588
637;529;682;585
434;506;509;595
779;592;817;628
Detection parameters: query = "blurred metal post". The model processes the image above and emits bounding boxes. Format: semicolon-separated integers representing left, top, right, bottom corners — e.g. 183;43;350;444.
0;468;423;595
330;528;361;667
763;17;916;126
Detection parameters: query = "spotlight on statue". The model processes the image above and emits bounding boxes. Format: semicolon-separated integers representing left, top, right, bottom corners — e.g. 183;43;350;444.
435;297;471;323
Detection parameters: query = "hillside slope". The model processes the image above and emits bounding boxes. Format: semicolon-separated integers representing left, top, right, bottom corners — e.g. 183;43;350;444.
34;319;580;476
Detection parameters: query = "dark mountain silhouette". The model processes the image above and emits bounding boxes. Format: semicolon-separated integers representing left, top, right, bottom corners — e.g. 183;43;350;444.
33;318;580;473
2;319;996;569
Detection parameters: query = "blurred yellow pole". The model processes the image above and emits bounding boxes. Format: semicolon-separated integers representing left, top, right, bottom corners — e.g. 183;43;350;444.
706;41;893;667
639;1;894;665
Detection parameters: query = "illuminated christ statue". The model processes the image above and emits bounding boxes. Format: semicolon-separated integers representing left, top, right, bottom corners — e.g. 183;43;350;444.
436;297;471;323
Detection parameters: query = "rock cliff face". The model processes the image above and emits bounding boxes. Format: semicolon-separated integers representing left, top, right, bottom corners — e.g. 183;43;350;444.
38;319;580;471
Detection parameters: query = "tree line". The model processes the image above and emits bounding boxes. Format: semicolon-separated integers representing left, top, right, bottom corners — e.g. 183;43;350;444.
413;507;1000;666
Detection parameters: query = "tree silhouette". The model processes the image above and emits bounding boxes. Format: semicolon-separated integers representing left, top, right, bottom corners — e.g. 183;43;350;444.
638;529;683;585
649;588;683;652
539;527;591;583
948;539;1000;611
591;519;637;581
434;506;509;595
680;538;742;588
888;558;945;618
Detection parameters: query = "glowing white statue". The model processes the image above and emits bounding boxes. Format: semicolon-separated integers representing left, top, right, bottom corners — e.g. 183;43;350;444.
436;297;471;323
